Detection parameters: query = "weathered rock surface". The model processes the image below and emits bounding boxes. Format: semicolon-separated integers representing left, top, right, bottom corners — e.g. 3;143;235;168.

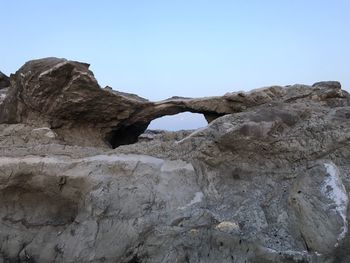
0;58;350;262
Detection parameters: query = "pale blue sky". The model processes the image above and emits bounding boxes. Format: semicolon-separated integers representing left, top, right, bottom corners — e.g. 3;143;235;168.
1;1;349;130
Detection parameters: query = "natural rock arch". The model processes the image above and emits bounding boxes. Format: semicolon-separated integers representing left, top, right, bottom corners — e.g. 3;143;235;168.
0;57;344;148
106;112;207;148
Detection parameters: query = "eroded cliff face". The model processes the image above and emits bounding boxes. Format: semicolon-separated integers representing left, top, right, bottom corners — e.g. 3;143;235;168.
0;58;350;263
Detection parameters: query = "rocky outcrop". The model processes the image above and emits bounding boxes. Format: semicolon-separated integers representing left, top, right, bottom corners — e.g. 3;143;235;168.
2;57;347;148
0;58;350;262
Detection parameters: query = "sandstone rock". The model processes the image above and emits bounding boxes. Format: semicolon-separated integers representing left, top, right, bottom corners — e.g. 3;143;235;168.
0;58;350;262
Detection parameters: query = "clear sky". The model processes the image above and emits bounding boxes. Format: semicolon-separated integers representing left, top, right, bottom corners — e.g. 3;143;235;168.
1;1;349;130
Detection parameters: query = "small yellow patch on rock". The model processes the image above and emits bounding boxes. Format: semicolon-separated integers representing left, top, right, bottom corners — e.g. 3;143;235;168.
215;221;240;233
189;229;200;236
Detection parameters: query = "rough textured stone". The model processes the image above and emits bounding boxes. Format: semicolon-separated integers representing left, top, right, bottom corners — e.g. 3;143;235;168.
0;58;350;262
290;161;349;253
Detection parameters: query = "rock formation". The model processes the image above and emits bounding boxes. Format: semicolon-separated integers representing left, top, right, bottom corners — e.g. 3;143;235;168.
0;57;350;262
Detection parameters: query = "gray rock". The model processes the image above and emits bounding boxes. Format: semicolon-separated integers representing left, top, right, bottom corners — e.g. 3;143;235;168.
290;161;349;253
312;81;341;89
0;58;350;262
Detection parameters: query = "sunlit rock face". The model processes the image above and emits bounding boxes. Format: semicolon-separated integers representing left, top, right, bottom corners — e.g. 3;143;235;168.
1;58;350;262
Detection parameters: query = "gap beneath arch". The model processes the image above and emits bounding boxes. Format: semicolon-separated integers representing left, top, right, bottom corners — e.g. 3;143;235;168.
148;112;207;131
104;112;209;149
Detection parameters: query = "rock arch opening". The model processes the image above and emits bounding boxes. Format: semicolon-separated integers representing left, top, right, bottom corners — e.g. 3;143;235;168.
104;112;208;149
148;112;207;131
